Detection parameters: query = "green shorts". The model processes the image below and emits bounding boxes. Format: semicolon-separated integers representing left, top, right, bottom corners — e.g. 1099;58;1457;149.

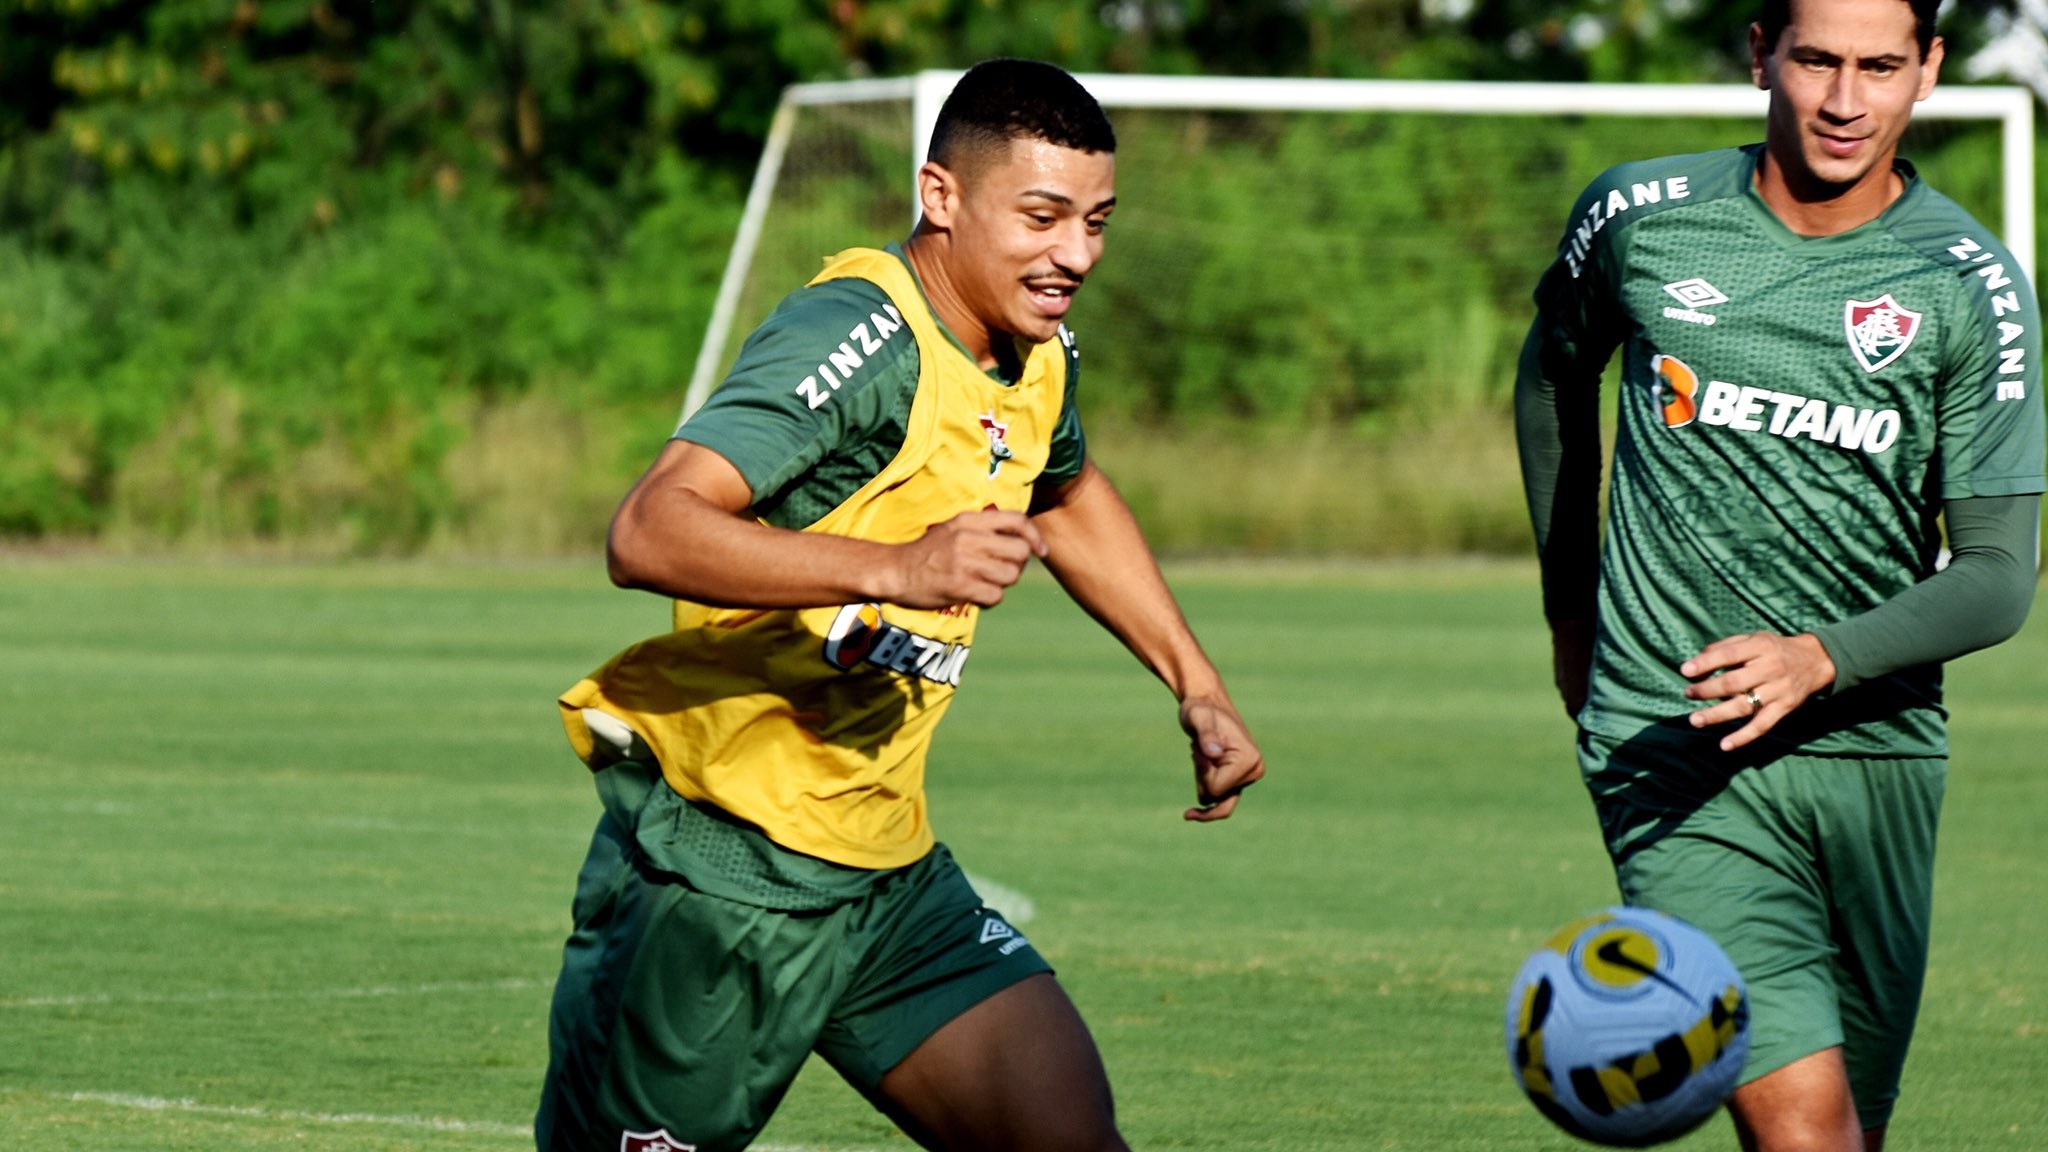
1580;732;1946;1130
535;805;1050;1152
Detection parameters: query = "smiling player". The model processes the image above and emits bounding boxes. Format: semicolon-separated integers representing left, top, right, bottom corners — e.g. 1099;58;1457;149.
1517;2;2043;1149
535;59;1264;1152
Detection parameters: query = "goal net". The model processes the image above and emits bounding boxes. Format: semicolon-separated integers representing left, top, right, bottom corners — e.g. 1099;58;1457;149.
681;74;2032;552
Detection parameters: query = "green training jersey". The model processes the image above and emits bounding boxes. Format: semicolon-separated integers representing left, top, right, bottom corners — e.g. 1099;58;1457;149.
677;241;1086;522
1531;145;2045;758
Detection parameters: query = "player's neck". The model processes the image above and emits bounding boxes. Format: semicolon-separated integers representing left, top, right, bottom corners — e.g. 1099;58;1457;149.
1753;143;1905;239
904;232;999;370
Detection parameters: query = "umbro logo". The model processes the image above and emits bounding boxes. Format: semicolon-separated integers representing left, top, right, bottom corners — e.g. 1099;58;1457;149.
978;915;1031;955
1662;278;1728;327
1664;278;1729;308
1662;278;1729;327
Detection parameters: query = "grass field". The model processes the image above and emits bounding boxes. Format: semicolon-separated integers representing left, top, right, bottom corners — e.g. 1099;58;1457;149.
0;558;2042;1152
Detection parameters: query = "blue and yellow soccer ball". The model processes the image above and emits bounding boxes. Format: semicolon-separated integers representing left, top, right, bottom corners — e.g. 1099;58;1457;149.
1505;907;1750;1147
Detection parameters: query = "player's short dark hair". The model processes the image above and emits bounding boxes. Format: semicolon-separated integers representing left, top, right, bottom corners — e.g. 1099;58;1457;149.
1760;0;1940;58
927;59;1115;179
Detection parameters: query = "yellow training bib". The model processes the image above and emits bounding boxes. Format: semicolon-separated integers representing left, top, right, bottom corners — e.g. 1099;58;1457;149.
559;248;1071;868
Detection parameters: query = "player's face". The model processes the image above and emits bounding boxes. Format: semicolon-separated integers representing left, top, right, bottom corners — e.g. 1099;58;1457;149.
1751;0;1943;195
938;137;1116;346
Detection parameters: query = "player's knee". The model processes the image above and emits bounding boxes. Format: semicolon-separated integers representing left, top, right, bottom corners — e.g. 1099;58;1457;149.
997;1096;1124;1152
1020;1122;1126;1152
1733;1110;1865;1152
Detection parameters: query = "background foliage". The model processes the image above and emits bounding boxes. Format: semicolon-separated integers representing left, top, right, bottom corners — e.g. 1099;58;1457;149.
0;0;2026;553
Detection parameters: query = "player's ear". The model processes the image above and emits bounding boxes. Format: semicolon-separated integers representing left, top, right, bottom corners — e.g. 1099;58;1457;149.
1749;22;1772;90
1917;36;1945;102
917;161;964;230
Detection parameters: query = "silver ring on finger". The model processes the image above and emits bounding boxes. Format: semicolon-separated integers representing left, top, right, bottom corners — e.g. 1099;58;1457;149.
1745;690;1764;714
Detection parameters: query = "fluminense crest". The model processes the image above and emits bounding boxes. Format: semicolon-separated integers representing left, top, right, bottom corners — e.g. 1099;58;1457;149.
1844;293;1923;373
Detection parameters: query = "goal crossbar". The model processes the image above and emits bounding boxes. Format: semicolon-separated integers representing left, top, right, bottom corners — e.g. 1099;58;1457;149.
683;74;2035;419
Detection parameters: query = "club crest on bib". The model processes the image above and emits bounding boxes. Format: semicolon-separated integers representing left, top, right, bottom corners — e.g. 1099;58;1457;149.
1845;294;1923;374
621;1129;695;1152
978;411;1014;478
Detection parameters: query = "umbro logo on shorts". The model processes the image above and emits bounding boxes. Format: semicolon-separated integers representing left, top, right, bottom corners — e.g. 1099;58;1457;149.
621;1128;695;1152
978;914;1032;955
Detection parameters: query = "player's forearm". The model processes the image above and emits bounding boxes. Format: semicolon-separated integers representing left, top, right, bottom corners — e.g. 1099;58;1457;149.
1033;464;1227;702
1810;495;2040;691
1514;320;1604;624
608;488;898;608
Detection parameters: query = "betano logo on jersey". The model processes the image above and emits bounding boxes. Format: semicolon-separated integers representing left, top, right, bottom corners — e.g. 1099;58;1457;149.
822;603;971;686
1845;294;1923;374
1649;354;1902;455
1651;354;1701;427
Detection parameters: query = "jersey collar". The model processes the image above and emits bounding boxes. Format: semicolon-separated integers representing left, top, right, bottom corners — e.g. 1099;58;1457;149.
1739;142;1926;258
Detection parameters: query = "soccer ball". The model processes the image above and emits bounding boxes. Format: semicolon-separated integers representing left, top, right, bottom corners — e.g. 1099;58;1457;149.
1505;907;1750;1147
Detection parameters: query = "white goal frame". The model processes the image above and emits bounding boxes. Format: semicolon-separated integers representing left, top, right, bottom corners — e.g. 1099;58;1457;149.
683;73;2035;419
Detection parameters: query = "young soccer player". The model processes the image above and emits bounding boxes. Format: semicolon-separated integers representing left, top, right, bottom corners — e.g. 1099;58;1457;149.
535;59;1265;1152
1517;2;2042;1149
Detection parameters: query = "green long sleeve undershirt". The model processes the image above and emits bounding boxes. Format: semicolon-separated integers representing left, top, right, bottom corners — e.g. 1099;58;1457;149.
1515;339;2041;691
1810;493;2039;690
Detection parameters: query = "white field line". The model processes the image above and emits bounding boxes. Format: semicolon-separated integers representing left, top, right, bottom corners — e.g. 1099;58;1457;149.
962;872;1036;926
2;977;546;1010
53;1091;881;1151
51;1092;527;1136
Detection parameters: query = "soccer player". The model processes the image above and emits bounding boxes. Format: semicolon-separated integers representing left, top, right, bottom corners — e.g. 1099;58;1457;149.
535;60;1264;1152
1516;2;2042;1149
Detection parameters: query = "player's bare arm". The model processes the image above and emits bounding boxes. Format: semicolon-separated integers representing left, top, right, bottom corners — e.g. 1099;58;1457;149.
1030;461;1265;821
608;438;1046;611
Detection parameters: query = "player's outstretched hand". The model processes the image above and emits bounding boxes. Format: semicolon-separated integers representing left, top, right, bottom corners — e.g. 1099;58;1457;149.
1680;631;1837;752
1179;696;1264;823
888;509;1047;610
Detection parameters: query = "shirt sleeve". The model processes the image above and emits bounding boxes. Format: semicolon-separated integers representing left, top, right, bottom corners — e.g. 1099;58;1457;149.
1936;253;2046;499
1810;494;2039;691
1040;324;1088;486
674;277;919;504
1517;177;1628;624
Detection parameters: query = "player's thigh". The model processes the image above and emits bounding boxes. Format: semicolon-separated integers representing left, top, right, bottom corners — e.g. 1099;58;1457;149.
812;845;1118;1152
538;823;844;1152
876;973;1125;1152
1607;780;1844;1088
1819;757;1945;1131
1728;1047;1862;1152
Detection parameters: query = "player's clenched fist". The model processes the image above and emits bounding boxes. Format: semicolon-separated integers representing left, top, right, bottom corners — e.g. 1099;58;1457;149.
886;509;1048;609
1179;696;1264;823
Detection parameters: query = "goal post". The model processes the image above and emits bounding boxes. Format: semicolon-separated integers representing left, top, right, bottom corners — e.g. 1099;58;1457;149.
682;74;2035;423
